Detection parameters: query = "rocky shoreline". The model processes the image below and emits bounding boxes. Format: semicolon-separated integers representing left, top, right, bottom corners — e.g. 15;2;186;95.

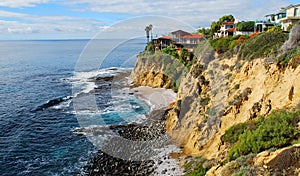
71;70;183;175
83;108;183;175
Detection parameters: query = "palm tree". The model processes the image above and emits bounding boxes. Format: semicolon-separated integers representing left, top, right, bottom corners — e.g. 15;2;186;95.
145;24;153;43
145;26;150;43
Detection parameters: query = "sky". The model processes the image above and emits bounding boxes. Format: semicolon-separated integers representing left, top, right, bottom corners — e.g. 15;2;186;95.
0;0;298;40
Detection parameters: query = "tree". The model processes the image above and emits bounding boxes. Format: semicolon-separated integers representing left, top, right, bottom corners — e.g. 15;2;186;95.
236;21;255;31
197;27;211;38
210;15;235;36
149;24;153;40
145;24;153;43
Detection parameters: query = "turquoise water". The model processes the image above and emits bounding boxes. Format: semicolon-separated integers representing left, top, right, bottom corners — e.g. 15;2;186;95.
0;39;147;175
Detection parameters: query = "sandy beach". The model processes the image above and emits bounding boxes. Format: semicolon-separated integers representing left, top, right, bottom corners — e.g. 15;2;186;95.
131;86;177;110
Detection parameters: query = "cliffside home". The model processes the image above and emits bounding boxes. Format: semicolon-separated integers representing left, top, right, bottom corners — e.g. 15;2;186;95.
254;20;275;32
266;4;300;31
152;36;173;50
171;30;191;43
168;30;204;50
214;21;235;38
178;34;204;50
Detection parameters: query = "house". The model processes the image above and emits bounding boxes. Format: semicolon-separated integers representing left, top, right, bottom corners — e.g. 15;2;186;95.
254;20;275;32
152;36;184;52
266;4;300;31
152;36;173;50
214;21;235;38
171;30;204;50
171;30;192;43
150;30;204;52
179;34;204;50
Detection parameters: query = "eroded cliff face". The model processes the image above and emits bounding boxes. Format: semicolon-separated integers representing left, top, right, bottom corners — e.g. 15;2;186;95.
131;53;187;89
166;56;300;159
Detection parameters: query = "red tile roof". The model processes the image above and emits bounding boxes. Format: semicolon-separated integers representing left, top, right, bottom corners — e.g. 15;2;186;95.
179;34;204;39
227;28;236;32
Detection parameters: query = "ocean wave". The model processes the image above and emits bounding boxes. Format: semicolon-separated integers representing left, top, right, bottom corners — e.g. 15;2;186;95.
63;67;132;83
51;98;72;110
64;67;132;99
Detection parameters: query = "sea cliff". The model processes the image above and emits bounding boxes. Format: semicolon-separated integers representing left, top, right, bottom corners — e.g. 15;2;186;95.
131;25;300;175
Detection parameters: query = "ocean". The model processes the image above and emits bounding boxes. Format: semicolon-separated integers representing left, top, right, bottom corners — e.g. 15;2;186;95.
0;39;148;175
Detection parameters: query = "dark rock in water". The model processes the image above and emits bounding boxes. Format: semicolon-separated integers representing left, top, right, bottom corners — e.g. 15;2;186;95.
108;68;118;71
85;150;156;176
33;96;72;111
161;169;167;174
84;108;173;175
95;76;114;82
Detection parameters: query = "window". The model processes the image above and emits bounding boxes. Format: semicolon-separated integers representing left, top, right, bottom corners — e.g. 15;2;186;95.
295;8;299;16
271;15;275;22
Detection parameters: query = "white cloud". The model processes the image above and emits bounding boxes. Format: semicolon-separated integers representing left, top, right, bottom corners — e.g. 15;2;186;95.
0;0;49;8
0;10;29;18
0;9;103;39
0;0;294;39
64;0;290;27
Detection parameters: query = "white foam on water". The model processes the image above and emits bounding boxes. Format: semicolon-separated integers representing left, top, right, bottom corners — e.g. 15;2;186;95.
51;98;72;110
151;145;185;176
66;67;132;98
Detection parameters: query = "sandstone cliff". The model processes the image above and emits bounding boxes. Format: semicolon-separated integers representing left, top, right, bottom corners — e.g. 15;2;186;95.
131;25;300;175
167;56;300;158
131;52;188;90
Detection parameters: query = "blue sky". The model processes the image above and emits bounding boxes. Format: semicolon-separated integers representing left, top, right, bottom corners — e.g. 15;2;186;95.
0;0;298;40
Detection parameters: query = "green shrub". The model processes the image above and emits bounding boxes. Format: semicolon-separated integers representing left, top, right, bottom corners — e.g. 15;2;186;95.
234;84;240;90
186;165;207;176
184;157;208;176
225;73;232;79
222;122;249;144
227;110;300;160
280;45;300;67
236;21;255;32
200;97;211;106
210;37;233;53
162;45;195;71
238;32;288;60
145;42;154;53
210;35;249;55
267;26;283;33
162;44;179;58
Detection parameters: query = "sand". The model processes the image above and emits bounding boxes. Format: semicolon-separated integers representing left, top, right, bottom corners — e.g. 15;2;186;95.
131;86;177;110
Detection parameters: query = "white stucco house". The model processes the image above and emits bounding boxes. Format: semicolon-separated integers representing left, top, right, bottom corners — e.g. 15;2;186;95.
214;21;235;38
266;4;300;31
